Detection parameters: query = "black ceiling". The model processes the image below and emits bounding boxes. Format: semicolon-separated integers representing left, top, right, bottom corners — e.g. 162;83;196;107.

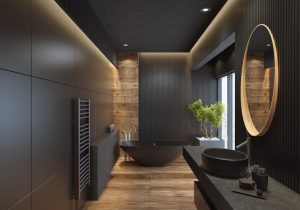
87;0;227;52
249;26;273;53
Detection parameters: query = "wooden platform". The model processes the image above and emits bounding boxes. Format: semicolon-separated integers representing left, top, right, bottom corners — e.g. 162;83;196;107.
83;156;197;210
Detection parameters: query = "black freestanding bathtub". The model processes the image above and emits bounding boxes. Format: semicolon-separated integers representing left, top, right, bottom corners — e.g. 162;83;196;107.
119;141;184;167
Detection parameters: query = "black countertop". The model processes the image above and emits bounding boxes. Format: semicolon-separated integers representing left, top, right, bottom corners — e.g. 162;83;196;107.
183;146;300;210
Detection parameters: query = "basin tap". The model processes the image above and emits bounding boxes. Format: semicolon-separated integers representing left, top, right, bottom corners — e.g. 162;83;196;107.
236;136;251;177
236;136;251;156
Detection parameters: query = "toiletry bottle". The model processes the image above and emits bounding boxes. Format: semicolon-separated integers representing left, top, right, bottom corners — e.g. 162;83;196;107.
251;164;260;183
256;167;268;191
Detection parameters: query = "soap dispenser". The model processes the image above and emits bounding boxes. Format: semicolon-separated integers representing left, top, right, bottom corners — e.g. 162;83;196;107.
256;167;268;191
251;164;260;182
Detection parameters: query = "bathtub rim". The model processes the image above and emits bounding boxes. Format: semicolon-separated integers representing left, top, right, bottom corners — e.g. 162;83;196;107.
119;140;186;147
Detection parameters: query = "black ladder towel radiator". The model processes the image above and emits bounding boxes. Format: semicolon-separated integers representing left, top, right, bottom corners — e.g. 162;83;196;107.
74;98;90;200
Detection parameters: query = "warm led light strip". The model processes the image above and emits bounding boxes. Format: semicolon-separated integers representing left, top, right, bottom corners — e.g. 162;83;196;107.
191;0;239;54
36;0;117;70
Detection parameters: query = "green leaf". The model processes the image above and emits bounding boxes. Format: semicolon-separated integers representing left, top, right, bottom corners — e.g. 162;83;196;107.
188;99;225;129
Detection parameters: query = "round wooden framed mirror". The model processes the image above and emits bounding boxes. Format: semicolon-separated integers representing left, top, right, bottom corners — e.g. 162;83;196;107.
241;24;279;136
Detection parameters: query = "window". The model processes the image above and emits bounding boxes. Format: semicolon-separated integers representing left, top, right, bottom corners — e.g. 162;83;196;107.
218;73;235;149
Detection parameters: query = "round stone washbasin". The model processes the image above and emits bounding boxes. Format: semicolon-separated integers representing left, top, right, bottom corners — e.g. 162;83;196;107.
202;148;249;178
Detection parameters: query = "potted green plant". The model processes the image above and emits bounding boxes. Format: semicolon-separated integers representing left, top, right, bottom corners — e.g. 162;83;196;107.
188;99;225;148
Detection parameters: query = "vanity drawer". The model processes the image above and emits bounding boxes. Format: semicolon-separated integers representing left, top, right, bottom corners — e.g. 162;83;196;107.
194;181;212;210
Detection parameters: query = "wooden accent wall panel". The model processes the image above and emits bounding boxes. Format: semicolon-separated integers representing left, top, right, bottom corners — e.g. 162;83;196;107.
113;53;139;139
246;54;273;129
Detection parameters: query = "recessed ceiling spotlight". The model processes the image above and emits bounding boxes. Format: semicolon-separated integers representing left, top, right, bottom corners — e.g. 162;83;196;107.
266;43;271;47
123;43;129;47
201;7;211;13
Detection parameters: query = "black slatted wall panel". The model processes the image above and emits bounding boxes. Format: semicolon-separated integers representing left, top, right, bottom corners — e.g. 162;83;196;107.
139;53;192;143
235;0;300;193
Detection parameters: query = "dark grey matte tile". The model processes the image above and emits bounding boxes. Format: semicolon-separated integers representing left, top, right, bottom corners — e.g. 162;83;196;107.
32;171;73;210
0;70;31;209
0;0;31;75
32;78;74;189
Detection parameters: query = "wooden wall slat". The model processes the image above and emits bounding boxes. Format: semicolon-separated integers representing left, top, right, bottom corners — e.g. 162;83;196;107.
113;53;139;139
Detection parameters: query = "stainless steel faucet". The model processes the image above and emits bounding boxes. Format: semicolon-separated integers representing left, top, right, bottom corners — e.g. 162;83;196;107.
236;136;251;156
129;125;137;133
120;129;130;161
236;136;251;177
120;126;137;161
128;125;137;140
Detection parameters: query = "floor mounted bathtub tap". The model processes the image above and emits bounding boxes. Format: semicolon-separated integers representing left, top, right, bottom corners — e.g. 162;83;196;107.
236;136;251;177
128;125;137;140
129;125;137;132
120;130;130;161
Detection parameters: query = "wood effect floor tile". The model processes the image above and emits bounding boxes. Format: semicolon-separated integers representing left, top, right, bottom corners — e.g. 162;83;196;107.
83;156;197;210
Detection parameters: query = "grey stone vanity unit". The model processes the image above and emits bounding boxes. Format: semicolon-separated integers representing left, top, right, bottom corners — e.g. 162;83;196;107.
183;146;300;210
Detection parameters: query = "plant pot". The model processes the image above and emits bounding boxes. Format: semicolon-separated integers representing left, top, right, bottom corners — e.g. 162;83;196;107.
195;137;225;148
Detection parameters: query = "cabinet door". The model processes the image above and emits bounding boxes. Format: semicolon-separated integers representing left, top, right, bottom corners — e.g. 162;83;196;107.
194;181;211;210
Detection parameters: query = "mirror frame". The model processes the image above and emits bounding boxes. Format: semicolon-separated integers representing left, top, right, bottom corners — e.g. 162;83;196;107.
240;24;279;136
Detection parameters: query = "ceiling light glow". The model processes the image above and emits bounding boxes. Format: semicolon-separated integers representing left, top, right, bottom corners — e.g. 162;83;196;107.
123;43;129;47
201;8;211;13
